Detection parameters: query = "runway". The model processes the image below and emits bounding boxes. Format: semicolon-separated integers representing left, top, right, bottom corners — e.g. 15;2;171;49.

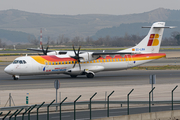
0;65;180;90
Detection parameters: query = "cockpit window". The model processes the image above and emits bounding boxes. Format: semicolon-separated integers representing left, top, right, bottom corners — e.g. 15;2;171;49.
13;60;27;64
13;60;19;64
19;60;23;64
23;60;27;64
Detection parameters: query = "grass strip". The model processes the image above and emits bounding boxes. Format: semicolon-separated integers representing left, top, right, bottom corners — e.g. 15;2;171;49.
0;53;37;56
131;65;180;70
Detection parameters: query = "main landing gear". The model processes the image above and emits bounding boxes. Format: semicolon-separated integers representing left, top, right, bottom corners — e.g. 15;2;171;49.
70;73;94;78
70;75;77;78
86;73;94;78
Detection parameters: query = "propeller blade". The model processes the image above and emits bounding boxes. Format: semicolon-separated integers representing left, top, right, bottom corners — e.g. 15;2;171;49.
73;61;77;68
45;46;49;55
42;45;46;55
72;45;77;56
71;45;82;70
77;46;81;56
78;62;81;70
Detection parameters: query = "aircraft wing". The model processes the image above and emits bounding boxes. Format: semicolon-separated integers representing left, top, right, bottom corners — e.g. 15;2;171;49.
27;48;67;55
27;48;53;52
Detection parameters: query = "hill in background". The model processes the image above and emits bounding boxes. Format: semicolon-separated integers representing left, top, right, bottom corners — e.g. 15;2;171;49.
92;21;180;39
0;8;180;43
0;29;35;44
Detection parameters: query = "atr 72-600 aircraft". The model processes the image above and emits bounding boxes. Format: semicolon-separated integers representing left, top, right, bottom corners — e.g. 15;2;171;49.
4;22;173;80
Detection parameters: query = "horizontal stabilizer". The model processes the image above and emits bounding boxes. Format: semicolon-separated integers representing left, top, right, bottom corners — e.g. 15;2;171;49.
142;26;176;29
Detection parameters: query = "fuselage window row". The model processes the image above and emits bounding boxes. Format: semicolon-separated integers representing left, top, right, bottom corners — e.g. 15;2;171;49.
44;58;127;65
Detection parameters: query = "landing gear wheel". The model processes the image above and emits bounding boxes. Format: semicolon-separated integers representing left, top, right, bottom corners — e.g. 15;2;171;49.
70;75;77;78
13;75;19;80
86;73;94;78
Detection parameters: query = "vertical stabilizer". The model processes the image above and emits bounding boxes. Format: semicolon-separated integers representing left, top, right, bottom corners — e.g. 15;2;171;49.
120;22;167;53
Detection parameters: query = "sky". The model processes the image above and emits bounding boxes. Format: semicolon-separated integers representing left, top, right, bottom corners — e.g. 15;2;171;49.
0;0;180;15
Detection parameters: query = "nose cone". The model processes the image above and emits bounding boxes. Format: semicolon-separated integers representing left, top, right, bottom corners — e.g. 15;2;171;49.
4;65;13;75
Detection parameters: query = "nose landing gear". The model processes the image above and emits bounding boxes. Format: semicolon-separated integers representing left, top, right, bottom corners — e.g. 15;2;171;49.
13;75;19;80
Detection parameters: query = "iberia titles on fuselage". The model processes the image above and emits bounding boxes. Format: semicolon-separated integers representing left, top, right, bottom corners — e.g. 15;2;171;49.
4;22;174;80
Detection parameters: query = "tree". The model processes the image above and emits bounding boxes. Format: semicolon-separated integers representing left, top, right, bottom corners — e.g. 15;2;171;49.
171;31;180;45
0;39;2;47
58;35;64;45
28;36;39;46
2;42;6;49
63;37;70;44
71;36;84;46
86;36;93;46
175;34;180;45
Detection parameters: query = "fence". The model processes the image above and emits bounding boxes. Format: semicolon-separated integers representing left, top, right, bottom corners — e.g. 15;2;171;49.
0;85;179;120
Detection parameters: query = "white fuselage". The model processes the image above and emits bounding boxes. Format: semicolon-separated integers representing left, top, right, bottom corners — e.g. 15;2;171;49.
4;53;166;77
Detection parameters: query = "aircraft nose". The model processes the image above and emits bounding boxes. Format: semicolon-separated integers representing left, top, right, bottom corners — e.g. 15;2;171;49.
4;65;13;74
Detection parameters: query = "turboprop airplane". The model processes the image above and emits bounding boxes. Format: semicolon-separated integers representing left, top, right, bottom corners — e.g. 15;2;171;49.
4;22;174;80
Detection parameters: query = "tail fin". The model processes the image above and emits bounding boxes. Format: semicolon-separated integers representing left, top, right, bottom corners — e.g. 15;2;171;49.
120;22;174;53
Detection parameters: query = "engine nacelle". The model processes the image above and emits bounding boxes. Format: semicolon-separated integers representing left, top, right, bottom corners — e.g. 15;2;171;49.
79;52;99;62
47;51;58;55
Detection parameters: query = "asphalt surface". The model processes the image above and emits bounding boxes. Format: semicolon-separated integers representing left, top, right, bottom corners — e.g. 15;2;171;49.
0;64;180;90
